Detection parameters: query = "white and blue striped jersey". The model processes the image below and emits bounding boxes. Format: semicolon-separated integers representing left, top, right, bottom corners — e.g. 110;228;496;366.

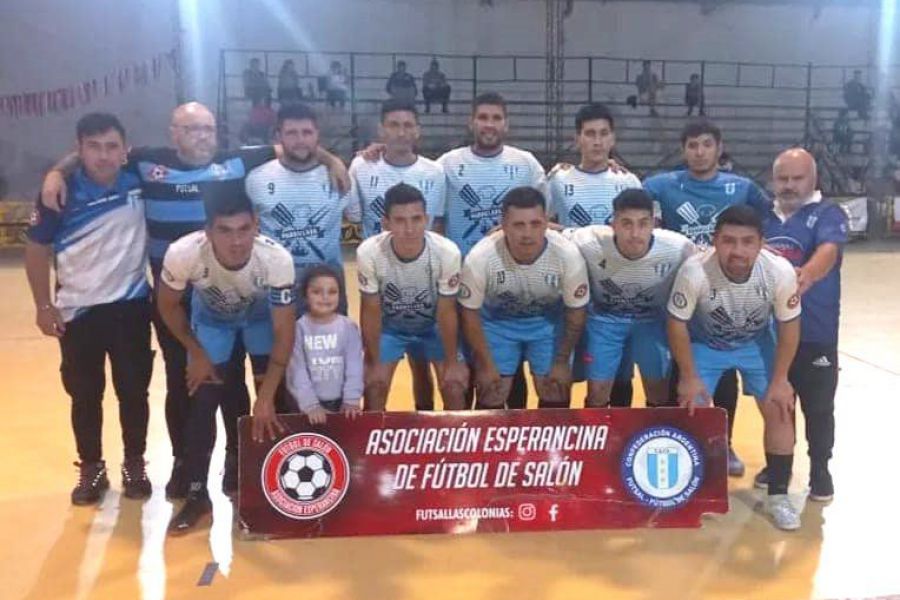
27;169;149;322
571;226;695;321
667;249;800;350
161;231;296;324
357;231;461;335
548;166;642;227
459;229;589;329
437;145;546;256
245;160;358;272
348;155;445;238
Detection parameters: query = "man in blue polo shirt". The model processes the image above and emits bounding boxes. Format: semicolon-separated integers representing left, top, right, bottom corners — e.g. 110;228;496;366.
760;148;847;502
644;118;771;478
39;102;349;499
25;113;154;506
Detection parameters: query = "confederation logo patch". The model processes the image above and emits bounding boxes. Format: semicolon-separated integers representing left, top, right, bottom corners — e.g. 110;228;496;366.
458;282;471;299
787;293;800;309
672;291;688;309
574;283;588;299
620;426;704;509
261;433;350;520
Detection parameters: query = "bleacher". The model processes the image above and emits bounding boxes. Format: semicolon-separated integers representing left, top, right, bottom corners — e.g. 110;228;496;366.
217;50;891;193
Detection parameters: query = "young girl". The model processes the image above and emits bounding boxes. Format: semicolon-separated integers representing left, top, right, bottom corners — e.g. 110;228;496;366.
286;266;363;423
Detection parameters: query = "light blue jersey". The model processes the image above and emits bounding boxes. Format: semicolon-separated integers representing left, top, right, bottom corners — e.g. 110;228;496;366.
437;145;545;256
348;155;445;238
548;166;642;227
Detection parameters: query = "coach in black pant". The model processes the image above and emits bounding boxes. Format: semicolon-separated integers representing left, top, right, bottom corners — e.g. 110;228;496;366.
25;113;154;505
761;148;847;501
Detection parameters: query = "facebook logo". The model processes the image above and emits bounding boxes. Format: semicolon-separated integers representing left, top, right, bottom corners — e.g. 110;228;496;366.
548;504;559;522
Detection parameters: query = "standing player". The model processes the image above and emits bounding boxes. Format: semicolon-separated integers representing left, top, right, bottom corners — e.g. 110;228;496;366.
349;99;446;411
459;187;589;409
548;103;642;407
644;118;771;477
39;102;349;498
667;205;802;530
158;195;296;534
24;113;153;505
245;103;358;316
357;184;468;411
761;148;847;501
571;189;694;407
438;92;546;408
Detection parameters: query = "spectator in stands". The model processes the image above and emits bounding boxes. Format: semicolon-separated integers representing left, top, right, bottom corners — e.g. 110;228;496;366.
326;60;349;109
833;109;853;154
843;70;871;120
685;73;703;116
243;58;271;107
240;95;276;144
422;59;451;114
635;60;663;117
386;61;417;102
277;60;303;106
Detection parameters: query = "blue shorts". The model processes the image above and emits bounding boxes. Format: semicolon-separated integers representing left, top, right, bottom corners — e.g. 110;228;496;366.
573;331;635;383
193;316;274;366
691;335;776;404
380;327;446;364
482;318;556;377
584;315;670;381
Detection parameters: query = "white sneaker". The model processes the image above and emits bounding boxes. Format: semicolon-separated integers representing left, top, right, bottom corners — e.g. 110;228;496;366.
766;494;801;531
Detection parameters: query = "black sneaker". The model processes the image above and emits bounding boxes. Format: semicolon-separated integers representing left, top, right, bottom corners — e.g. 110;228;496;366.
165;459;189;500
122;458;152;500
71;461;110;506
754;467;769;489
223;453;238;498
809;463;834;502
167;492;213;536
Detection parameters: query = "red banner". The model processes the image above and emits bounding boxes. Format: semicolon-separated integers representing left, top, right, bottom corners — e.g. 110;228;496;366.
238;408;728;539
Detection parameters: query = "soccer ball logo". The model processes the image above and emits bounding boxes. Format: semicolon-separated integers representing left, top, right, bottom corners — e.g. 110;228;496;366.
279;450;332;502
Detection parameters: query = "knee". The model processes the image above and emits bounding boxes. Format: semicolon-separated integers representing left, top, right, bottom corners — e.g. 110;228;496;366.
364;383;389;411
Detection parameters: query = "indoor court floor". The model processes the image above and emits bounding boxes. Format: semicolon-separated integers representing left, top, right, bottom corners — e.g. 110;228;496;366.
1;242;898;600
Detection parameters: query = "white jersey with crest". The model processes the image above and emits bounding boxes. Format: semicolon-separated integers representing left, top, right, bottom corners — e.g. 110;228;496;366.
459;229;589;327
667;249;800;350
161;231;296;323
548;166;642;227
356;231;461;335
437;145;546;256
571;226;695;321
348;155;446;238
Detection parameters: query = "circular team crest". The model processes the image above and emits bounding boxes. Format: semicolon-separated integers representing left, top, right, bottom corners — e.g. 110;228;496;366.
672;291;688;309
261;433;350;520
620;427;704;509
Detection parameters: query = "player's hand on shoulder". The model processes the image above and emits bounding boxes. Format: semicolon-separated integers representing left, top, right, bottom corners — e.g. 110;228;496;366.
357;143;386;163
41;170;68;212
547;162;573;179
607;158;630;174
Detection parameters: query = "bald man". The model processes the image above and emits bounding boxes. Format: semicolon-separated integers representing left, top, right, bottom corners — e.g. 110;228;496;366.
760;148;847;502
39;102;350;500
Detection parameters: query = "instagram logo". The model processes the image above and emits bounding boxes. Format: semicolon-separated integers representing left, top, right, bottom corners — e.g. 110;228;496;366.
518;503;537;521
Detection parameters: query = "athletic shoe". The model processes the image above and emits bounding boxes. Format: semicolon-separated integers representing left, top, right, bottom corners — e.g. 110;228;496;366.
167;492;213;536
166;459;188;500
121;457;152;500
727;447;745;477
753;467;769;489
71;460;110;506
766;494;801;531
809;463;834;502
223;453;238;498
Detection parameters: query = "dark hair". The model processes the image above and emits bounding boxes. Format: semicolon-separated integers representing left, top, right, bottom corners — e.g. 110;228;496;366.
714;204;763;236
76;112;126;142
205;192;255;225
472;92;507;116
575;103;615;132
397;60;407;69
680;117;722;146
383;182;426;216
277;102;318;130
381;98;418;122
613;188;654;215
501;186;546;215
301;264;343;300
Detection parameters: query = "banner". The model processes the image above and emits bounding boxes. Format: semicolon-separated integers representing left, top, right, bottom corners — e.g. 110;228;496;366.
238;408;728;539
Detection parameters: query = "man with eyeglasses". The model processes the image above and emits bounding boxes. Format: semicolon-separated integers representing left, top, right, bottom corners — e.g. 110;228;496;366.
39;102;350;500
